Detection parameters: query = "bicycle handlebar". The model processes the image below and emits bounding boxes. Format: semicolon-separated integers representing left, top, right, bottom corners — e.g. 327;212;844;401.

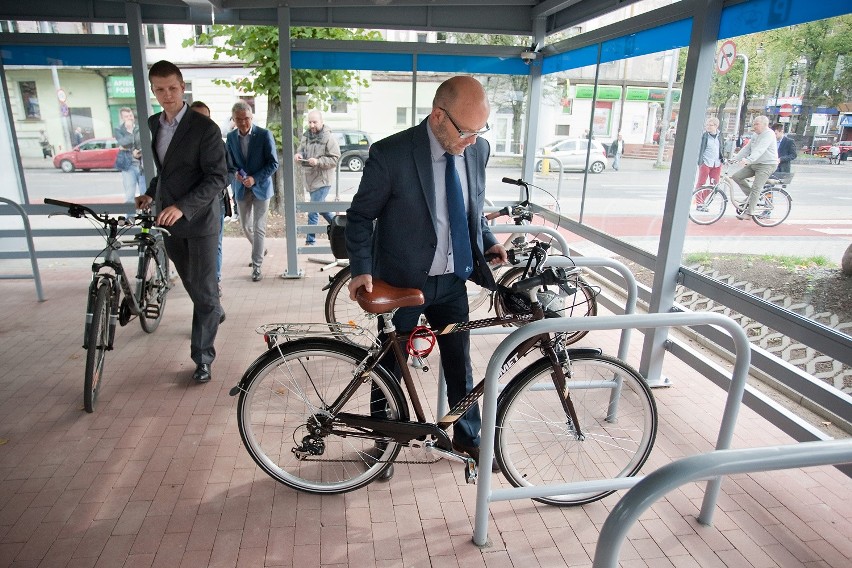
44;198;101;221
44;198;169;235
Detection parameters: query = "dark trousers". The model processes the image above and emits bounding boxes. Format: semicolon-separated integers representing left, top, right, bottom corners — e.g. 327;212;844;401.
375;273;481;447
163;232;223;365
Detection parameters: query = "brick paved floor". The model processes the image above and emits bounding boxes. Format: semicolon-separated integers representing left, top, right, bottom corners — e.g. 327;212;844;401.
0;237;850;567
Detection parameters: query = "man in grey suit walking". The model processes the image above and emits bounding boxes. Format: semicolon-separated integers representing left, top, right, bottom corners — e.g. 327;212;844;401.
346;76;507;480
135;60;227;383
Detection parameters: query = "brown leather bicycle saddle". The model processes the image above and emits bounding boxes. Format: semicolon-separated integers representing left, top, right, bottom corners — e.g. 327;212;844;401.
356;279;425;314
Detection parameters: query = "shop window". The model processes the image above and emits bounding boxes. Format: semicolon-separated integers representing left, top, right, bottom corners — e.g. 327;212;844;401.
19;81;40;119
194;25;213;46
145;24;166;47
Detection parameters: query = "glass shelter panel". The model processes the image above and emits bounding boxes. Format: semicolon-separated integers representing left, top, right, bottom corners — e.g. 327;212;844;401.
682;18;852;393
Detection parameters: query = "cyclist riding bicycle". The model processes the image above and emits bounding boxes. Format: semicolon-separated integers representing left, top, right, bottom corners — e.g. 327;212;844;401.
730;115;778;220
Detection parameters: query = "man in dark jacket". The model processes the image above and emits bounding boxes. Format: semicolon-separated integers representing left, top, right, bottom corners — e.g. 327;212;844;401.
773;123;797;175
346;76;507;479
135;60;227;384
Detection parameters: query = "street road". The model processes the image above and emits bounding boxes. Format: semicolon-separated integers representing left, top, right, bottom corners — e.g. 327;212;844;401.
21;156;852;259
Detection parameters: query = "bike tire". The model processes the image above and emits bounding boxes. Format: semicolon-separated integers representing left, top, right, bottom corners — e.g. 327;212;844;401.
323;266;377;348
236;337;408;494
138;241;170;333
495;352;657;506
84;283;112;413
752;187;791;228
493;266;598;345
689;186;726;225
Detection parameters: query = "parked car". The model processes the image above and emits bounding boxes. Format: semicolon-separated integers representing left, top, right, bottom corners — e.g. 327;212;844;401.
333;130;372;172
536;138;607;174
53;138;120;173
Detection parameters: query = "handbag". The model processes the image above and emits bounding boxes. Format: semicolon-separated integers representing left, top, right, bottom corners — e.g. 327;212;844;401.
326;215;348;259
114;150;132;171
220;188;233;218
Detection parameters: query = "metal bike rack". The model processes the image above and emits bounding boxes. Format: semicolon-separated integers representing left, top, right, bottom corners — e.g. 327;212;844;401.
0;197;45;301
434;250;638;417
593;439;852;567
472;312;751;547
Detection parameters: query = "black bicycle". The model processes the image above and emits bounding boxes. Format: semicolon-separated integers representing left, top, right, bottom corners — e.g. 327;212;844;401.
46;199;172;412
230;242;656;506
322;178;599;348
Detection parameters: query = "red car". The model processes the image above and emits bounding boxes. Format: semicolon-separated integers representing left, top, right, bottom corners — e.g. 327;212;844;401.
53;138;120;173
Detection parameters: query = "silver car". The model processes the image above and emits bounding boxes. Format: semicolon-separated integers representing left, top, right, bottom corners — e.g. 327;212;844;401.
536;138;608;174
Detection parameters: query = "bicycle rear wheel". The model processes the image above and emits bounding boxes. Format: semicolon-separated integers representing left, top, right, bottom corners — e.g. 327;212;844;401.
689;186;726;225
84;283;112;413
495;352;657;506
138;241;170;333
493;266;598;345
752;187;791;227
236;338;408;494
323;266;377;347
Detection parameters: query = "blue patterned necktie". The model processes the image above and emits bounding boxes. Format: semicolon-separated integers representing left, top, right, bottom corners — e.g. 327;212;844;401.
444;152;473;280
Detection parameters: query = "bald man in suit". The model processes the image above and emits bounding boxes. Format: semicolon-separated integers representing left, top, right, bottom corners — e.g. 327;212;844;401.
346;76;507;479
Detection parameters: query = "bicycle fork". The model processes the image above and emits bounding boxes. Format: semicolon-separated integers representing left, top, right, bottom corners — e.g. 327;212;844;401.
83;275;119;350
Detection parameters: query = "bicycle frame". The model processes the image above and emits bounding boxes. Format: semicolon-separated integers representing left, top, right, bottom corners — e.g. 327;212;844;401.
265;279;589;454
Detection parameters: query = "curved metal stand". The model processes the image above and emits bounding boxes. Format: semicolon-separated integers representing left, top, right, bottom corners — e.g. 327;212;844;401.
0;197;44;301
434;253;638;418
473;312;751;546
593;439;852;567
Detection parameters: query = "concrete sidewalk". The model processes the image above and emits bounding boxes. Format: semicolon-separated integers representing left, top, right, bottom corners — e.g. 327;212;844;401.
0;237;850;567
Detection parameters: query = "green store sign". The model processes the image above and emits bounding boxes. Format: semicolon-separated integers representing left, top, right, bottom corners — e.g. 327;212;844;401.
574;84;681;103
574;85;621;100
626;86;681;103
107;76;136;98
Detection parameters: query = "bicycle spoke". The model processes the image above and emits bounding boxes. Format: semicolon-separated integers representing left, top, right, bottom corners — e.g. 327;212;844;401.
495;354;656;505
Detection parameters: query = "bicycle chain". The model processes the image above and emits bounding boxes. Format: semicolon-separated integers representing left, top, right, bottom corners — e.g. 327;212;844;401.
298;456;442;464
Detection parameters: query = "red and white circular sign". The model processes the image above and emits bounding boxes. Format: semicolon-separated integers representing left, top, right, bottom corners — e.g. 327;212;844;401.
716;41;737;75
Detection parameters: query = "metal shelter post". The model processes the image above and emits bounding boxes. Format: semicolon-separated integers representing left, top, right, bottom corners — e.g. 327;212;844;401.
639;0;724;386
125;1;153;184
279;7;302;279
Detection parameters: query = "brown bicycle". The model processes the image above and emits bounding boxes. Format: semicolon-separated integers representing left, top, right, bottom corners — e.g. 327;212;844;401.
230;242;656;506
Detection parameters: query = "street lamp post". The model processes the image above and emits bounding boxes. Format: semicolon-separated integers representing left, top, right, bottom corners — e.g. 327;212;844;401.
732;53;749;151
655;48;679;167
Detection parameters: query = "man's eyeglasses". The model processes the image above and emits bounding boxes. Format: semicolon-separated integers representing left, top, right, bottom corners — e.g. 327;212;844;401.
439;107;490;139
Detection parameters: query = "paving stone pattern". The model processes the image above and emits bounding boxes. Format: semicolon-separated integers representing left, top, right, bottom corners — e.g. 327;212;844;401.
675;267;851;394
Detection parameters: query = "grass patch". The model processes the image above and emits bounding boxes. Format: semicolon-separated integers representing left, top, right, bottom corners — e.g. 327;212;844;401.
756;254;833;271
683;252;835;272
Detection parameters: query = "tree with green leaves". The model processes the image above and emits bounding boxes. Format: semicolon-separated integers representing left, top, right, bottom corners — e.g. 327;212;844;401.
186;26;382;147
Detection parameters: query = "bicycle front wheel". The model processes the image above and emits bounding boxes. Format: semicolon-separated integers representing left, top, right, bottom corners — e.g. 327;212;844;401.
495;353;657;506
752;187;791;227
138;241;170;333
494;267;598;345
323;266;376;347
689;186;726;225
237;338;408;494
84;283;112;413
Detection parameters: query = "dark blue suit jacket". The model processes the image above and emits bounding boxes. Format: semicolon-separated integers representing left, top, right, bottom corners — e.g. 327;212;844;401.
346;119;498;291
776;136;797;173
225;125;279;201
